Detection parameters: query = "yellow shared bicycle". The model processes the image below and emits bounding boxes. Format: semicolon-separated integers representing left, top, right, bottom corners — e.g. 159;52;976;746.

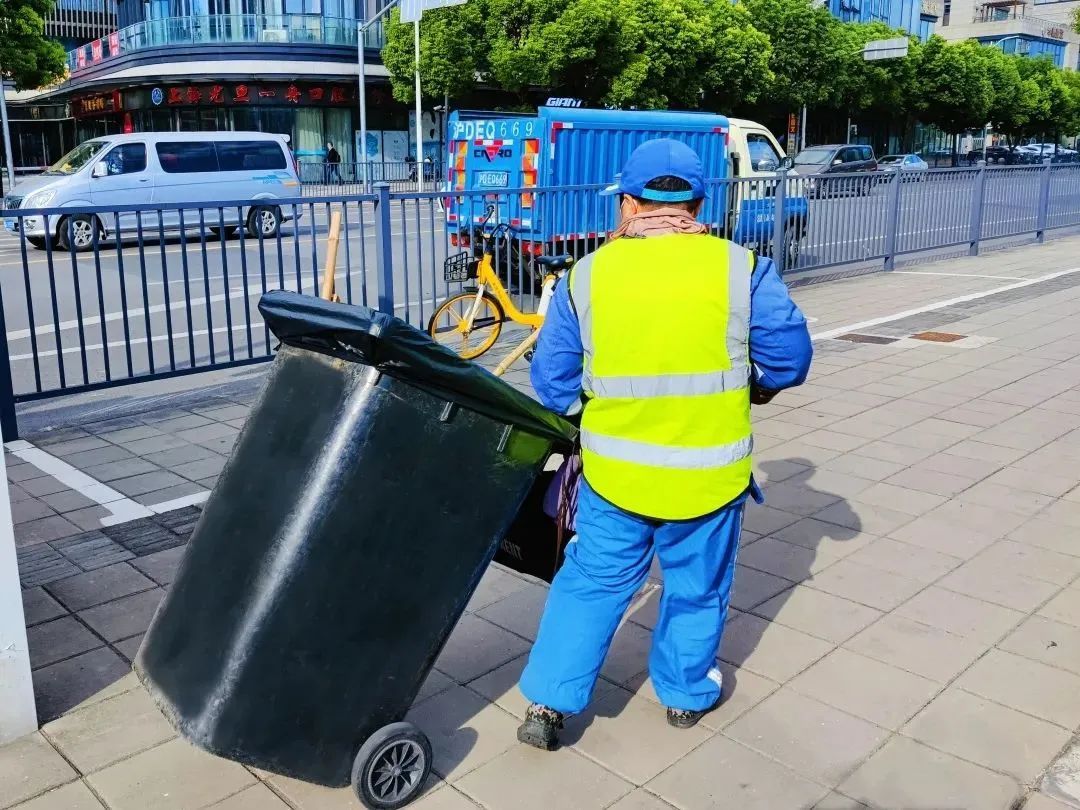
428;210;572;361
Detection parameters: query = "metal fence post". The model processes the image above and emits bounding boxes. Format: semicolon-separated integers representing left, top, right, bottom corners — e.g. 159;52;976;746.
968;164;987;257
883;170;903;271
1036;162;1053;243
0;286;18;440
374;182;395;314
771;168;788;276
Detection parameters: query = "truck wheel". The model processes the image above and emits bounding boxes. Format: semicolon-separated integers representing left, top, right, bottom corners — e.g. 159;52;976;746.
784;228;801;271
351;722;432;809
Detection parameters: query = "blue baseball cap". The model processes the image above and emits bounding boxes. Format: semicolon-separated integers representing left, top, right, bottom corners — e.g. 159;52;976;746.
601;138;706;202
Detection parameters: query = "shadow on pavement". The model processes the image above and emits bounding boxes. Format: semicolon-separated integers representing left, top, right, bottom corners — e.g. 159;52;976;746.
558;458;862;739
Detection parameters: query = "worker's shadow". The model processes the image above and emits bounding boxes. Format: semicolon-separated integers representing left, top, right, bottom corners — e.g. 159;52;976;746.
560;457;863;742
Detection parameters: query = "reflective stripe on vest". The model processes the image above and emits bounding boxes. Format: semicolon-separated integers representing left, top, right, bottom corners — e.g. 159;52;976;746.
568;233;755;520
581;431;753;470
589;366;750;399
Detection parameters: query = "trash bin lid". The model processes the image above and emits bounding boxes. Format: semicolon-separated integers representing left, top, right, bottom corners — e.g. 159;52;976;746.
259;290;577;446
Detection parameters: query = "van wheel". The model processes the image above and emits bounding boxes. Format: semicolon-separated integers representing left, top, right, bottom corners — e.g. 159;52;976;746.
57;215;101;253
26;236;48;251
247;206;281;239
211;225;238;241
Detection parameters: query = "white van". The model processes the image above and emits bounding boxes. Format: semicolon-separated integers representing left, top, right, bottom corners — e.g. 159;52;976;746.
3;131;302;252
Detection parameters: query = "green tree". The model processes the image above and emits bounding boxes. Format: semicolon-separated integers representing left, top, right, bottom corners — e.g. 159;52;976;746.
827;22;920;122
974;46;1026;140
1015;55;1074;142
913;37;993;153
741;0;844;113
383;2;489;103
0;0;67;90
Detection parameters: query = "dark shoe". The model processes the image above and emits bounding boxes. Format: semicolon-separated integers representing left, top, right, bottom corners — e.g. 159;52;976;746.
517;704;564;751
666;696;723;730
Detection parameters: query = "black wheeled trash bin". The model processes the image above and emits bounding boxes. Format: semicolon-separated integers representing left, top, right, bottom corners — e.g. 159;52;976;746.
134;290;576;810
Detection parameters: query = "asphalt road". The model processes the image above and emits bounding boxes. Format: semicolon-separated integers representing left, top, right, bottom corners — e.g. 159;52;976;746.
1;169;1077;401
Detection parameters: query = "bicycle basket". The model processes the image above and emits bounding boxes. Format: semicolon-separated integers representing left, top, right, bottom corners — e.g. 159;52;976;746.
444;251;475;283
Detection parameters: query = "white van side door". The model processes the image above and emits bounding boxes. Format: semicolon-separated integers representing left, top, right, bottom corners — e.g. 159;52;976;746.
88;142;153;236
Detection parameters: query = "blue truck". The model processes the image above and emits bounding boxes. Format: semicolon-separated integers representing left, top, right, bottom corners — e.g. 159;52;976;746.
444;106;809;268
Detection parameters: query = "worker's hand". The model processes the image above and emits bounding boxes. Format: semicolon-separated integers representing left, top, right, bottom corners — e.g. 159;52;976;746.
750;379;779;405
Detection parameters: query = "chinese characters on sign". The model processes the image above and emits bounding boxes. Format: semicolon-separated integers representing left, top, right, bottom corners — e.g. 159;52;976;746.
91;39;103;62
75;91;122;117
109;31;120;55
158;84;354;106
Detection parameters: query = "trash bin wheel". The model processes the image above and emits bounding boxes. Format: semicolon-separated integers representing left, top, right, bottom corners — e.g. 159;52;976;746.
351;722;433;809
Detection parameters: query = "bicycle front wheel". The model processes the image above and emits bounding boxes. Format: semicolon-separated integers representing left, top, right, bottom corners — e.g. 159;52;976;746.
428;291;504;360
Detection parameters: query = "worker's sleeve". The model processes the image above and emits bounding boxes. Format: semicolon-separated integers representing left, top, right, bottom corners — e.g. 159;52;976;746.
749;255;813;390
530;281;584;414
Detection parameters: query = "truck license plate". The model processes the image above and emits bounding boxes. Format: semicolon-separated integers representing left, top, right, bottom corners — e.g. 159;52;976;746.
477;171;509;188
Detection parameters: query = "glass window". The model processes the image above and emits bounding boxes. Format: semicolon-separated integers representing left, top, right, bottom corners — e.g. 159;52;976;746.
102;143;147;175
217;140;287;170
44;140;109;176
746;133;781;169
156;141;219;172
793;147;835;166
860;146;873;161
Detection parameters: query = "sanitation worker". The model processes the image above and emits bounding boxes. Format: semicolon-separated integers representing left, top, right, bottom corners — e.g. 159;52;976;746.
517;138;813;749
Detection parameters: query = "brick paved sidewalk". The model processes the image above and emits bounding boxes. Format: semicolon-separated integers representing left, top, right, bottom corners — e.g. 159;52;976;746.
5;237;1080;809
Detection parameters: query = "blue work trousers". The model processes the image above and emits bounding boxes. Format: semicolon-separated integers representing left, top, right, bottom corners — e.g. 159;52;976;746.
519;479;743;714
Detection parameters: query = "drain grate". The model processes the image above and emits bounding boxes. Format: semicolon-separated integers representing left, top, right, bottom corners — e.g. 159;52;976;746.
912;331;966;343
835;333;899;344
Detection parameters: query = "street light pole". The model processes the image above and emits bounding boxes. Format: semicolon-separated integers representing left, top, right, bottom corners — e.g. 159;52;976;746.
413;19;424;192
0;72;17;195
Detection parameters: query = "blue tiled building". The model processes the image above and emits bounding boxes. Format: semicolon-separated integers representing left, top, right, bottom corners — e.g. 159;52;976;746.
827;0;940;39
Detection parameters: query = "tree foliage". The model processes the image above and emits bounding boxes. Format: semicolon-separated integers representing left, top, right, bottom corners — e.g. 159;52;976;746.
913;37;993;136
0;0;67;90
383;0;1080;141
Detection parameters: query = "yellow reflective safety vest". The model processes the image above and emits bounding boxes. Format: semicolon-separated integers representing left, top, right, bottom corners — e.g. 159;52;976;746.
568;233;753;521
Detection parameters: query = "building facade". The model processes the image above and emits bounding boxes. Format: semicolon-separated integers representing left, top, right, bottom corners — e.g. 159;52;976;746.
826;0;940;40
6;0;942;171
941;0;1079;69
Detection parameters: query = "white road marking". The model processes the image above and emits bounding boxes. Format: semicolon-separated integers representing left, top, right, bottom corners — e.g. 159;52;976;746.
5;279;305;342
8;323;264;362
892;271;1026;281
145;490;210;513
812;266;1080;341
4;440;154;525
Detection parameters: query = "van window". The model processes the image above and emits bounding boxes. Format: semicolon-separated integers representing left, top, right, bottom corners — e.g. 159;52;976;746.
156;142;218;173
841;147;862;164
102;144;147;176
217;141;287;171
859;146;874;161
746;133;781;169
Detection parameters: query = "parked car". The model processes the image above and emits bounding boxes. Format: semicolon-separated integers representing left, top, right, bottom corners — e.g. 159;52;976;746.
791;144;877;197
967;145;1020;165
3;131;302;252
877;154;929;179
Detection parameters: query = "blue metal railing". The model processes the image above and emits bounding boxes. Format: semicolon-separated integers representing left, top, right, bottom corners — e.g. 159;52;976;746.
68;14;385;72
1;162;1079;437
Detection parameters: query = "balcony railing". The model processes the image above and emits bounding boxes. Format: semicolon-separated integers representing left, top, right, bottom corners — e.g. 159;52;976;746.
67;14;385;73
971;10;1070;40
